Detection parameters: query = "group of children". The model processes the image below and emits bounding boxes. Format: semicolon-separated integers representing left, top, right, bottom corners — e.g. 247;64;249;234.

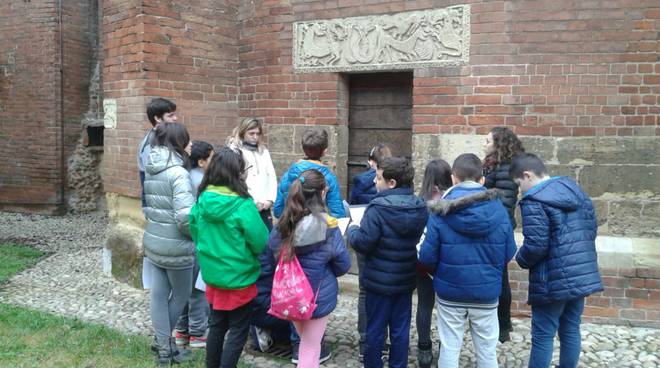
138;97;603;368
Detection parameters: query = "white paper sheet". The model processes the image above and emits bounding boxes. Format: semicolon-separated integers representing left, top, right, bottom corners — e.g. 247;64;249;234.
348;205;368;226
142;258;153;289
195;273;207;292
338;217;351;235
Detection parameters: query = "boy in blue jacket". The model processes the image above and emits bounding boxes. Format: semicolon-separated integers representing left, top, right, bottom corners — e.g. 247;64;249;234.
510;153;602;368
347;157;428;368
273;128;346;218
349;143;392;205
419;153;516;368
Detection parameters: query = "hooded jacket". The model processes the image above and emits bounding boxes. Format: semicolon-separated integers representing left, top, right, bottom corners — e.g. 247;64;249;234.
347;187;429;295
419;183;517;307
229;141;278;206
142;146;196;269
516;176;603;305
268;213;352;318
190;186;269;289
349;168;377;205
273;160;346;218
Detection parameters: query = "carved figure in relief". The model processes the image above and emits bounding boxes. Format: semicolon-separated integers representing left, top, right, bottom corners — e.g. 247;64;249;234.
299;23;346;66
346;23;379;64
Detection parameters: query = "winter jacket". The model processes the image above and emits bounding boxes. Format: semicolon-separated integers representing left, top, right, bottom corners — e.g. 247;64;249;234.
268;214;352;318
274;160;346;218
419;183;517;308
190;185;269;289
347;187;428;295
142;146;196;269
190;167;204;193
484;161;519;229
516;176;603;306
138;128;156;207
230;142;278;205
349;168;377;205
253;246;276;317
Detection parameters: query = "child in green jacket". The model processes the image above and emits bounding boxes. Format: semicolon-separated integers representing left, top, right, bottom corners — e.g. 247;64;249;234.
190;146;269;368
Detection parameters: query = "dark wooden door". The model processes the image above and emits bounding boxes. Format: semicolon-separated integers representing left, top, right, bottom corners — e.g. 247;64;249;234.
347;72;413;198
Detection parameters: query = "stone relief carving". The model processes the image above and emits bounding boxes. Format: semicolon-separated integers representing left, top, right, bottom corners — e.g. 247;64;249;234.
293;5;470;72
103;99;117;129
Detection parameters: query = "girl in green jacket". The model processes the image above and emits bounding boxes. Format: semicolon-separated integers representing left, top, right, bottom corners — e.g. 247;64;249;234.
190;146;269;368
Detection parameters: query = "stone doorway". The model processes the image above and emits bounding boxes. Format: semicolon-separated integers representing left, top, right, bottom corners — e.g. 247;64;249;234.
346;72;413;199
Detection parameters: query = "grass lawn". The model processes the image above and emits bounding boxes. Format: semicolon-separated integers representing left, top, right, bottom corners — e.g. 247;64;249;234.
0;243;251;367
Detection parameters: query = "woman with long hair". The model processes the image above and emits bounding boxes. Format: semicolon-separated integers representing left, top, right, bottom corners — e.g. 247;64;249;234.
483;126;525;343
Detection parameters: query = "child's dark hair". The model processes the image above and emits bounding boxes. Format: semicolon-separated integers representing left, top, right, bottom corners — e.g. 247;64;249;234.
419;159;452;200
146;98;177;126
509;153;548;180
190;141;213;169
379;156;414;188
152;122;190;169
197;146;250;198
302;128;328;160
277;169;327;261
452;153;483;182
368;143;392;168
488;127;525;165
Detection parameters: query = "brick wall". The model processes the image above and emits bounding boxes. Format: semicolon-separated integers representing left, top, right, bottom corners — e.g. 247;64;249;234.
102;0;240;198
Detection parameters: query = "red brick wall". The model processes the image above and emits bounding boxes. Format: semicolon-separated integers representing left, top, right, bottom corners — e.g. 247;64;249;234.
0;0;97;213
0;0;63;212
102;0;240;198
510;263;660;328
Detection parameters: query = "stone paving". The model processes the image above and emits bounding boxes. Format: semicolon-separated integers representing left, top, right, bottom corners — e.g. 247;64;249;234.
1;211;659;367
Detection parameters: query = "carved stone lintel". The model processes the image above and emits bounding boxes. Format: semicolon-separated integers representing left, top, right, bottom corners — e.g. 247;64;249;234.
293;5;470;73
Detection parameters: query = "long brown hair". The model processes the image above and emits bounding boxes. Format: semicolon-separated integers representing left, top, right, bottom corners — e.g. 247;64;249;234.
276;169;326;260
486;127;525;167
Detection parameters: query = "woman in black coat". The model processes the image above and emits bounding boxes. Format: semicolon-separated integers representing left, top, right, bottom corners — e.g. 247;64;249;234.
483;126;525;343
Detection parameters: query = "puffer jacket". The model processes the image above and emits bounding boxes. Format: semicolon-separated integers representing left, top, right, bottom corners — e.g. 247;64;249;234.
419;183;517;307
274;160;346;218
484;161;519;229
268;213;352;319
347;187;428;295
143;146;196;269
516;176;603;305
349;168;376;205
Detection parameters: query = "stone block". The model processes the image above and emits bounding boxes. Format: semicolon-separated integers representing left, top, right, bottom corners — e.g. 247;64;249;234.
592;199;610;229
435;134;486;165
265;124;295;155
545;164;579;180
578;165;660;197
105;223;143;289
519;136;556;163
556;137;660;165
609;200;660;238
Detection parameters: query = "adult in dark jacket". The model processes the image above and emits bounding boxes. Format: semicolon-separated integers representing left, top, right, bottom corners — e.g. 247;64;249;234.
511;153;603;368
347;157;428;368
482;126;525;342
349;143;391;205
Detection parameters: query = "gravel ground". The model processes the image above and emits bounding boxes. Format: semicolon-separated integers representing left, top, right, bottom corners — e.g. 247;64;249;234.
0;211;658;367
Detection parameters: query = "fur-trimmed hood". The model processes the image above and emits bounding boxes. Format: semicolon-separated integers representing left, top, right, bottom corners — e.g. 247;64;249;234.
427;184;507;237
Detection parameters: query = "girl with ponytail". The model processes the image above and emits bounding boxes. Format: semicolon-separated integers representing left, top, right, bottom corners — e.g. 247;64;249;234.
267;169;351;368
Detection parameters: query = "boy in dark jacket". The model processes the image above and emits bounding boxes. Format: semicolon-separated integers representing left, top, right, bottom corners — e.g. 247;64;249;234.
510;153;602;368
347;157;428;368
349;143;392;205
419;153;516;368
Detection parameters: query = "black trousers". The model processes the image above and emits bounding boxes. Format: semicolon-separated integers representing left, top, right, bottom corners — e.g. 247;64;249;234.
498;265;513;332
206;302;252;368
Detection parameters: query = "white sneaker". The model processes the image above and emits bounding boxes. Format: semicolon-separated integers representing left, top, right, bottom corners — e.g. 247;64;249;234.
252;326;272;352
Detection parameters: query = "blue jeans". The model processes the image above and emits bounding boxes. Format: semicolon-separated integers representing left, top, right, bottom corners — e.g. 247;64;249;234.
529;297;585;368
365;291;412;368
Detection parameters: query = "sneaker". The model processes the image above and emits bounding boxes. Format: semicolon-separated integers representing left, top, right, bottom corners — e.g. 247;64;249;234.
417;346;433;368
189;335;207;349
291;343;332;364
174;330;190;347
499;329;511;343
251;326;273;352
319;344;332;364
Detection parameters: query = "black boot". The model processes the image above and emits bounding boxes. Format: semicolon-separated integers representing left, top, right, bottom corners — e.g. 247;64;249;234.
156;337;192;366
417;342;433;368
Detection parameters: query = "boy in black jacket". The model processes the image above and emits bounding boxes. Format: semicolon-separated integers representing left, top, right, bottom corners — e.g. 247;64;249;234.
347;157;428;368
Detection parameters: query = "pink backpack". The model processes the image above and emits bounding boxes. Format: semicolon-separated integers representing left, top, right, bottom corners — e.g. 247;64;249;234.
268;249;318;321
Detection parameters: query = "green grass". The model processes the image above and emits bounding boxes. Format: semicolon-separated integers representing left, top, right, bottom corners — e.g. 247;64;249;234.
0;244;253;367
0;243;45;283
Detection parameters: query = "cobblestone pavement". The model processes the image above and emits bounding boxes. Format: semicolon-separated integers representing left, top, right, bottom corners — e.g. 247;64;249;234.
1;211;659;367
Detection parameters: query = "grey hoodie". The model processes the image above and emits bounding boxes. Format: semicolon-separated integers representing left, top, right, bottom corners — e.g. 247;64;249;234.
142;146;196;269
